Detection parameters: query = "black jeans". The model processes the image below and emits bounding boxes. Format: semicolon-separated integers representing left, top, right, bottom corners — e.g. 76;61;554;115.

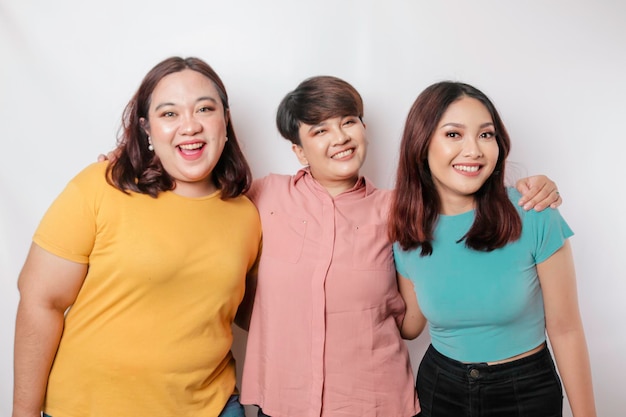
417;344;563;417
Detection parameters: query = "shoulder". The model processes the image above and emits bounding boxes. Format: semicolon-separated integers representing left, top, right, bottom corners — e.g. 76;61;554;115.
228;193;259;211
59;162;112;200
507;186;562;224
221;194;261;221
506;187;574;252
363;179;392;210
248;173;295;202
70;161;109;185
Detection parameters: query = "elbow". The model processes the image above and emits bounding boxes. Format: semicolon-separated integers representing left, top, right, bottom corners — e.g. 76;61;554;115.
400;320;426;340
401;329;420;340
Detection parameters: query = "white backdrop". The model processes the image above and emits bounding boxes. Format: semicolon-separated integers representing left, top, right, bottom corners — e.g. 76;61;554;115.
1;1;624;415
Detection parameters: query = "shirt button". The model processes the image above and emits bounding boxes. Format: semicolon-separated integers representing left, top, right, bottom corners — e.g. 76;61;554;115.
469;369;480;378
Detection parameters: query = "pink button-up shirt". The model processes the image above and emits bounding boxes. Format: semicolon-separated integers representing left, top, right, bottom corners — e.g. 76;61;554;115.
241;169;419;417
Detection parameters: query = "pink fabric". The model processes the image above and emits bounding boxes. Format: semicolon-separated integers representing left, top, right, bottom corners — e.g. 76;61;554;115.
241;169;419;417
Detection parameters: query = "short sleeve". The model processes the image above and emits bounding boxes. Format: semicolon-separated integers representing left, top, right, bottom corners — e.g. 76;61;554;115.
393;242;410;278
528;207;574;264
33;166;101;264
507;186;574;264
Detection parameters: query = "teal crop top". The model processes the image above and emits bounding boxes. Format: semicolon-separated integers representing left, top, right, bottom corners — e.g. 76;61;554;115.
393;188;573;363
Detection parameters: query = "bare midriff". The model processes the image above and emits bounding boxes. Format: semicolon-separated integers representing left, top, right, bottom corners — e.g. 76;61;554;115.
484;343;546;365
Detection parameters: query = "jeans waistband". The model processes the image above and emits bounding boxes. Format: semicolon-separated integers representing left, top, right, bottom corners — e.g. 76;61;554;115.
425;343;552;381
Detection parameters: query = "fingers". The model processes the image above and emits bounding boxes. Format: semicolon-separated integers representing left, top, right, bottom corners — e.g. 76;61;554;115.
97;151;116;162
514;178;531;195
523;187;561;212
549;190;562;209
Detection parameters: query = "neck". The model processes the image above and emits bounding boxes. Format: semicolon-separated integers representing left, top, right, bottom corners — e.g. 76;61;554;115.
440;196;475;215
317;177;359;197
172;181;218;198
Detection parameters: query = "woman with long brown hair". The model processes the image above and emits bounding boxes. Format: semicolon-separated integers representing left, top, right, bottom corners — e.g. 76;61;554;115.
390;81;596;417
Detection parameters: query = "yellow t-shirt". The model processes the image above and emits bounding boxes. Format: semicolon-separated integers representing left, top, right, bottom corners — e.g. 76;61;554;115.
34;162;261;417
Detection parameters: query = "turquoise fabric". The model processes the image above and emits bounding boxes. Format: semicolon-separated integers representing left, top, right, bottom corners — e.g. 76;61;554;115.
393;188;573;363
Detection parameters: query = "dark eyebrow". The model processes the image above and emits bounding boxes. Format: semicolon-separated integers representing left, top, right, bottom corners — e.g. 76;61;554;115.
440;122;494;129
196;96;219;105
153;96;219;112
307;121;327;133
154;102;175;112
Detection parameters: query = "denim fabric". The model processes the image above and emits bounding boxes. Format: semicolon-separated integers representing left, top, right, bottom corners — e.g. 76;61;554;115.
43;394;244;417
416;344;563;417
219;394;246;417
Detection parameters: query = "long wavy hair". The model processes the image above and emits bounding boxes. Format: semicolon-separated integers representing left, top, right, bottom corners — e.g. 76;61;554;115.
389;81;521;255
106;56;252;199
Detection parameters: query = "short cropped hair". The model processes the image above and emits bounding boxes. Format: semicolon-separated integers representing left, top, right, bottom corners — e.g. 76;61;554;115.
276;76;364;145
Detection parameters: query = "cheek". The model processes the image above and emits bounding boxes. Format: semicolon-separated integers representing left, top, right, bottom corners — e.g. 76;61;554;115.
486;142;500;162
301;141;323;159
150;123;177;141
428;141;455;164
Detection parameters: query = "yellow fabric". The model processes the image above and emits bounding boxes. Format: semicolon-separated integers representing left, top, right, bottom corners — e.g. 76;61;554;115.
34;162;261;417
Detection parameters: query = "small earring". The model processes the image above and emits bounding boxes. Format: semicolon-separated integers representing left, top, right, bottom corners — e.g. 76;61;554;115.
225;136;229;142
147;136;154;151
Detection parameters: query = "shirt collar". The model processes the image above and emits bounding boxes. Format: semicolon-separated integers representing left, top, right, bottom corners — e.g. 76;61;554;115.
292;167;376;197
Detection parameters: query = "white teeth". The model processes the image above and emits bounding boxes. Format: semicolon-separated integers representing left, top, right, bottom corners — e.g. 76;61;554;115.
179;143;204;150
454;165;480;172
332;149;354;159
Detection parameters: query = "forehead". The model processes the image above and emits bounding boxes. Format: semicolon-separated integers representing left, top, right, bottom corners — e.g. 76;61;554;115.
298;114;358;128
151;69;221;104
440;97;492;123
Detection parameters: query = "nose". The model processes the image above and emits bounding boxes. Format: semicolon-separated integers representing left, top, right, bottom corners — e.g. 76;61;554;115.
180;114;202;135
463;138;483;158
333;127;350;145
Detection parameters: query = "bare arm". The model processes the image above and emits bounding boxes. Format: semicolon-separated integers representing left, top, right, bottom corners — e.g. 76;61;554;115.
12;244;88;417
397;273;427;340
538;240;597;417
515;175;562;211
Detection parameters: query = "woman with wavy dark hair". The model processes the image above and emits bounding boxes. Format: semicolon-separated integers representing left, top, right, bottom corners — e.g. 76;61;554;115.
107;56;252;198
13;56;261;417
390;81;596;417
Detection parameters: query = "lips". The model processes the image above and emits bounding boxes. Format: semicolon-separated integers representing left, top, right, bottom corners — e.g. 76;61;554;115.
177;142;205;160
331;148;354;159
178;142;204;152
453;164;480;173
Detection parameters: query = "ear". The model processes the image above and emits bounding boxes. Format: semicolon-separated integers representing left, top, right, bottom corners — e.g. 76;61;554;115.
139;117;150;136
291;144;309;166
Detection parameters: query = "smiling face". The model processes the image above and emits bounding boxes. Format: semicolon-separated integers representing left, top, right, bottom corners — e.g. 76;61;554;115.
141;69;228;198
427;96;500;214
292;115;368;195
